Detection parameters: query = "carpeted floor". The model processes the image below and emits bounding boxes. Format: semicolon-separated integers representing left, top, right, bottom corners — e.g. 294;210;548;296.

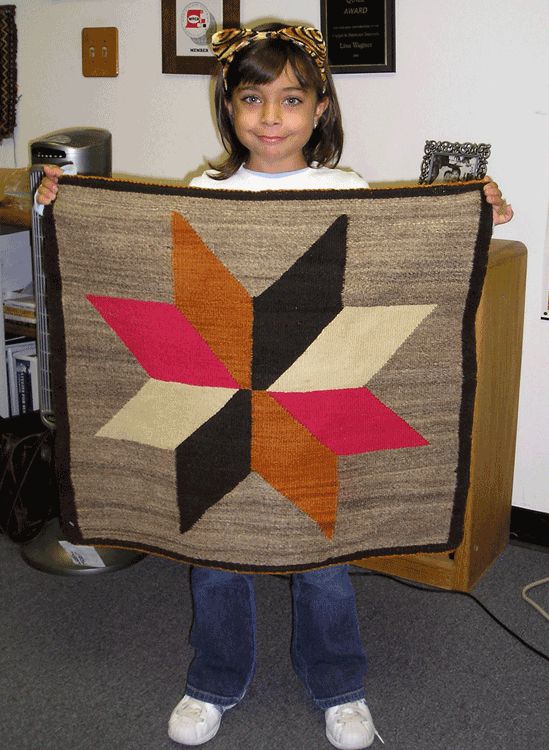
1;534;548;750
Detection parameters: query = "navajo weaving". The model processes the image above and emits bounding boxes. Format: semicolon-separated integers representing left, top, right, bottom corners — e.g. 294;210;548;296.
44;177;492;572
0;5;17;140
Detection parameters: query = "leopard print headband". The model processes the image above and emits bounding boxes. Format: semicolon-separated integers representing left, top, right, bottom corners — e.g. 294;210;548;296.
210;27;328;91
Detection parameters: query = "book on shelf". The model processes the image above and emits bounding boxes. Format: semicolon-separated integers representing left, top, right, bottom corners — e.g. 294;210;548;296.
4;318;36;337
14;350;39;415
3;292;36;324
4;334;30;347
5;337;37;416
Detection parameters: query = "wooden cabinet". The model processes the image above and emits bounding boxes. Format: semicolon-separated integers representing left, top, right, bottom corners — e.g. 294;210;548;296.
354;239;527;591
0;224;33;417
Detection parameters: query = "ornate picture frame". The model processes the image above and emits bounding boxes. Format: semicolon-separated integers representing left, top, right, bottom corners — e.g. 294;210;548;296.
162;0;240;75
419;140;491;184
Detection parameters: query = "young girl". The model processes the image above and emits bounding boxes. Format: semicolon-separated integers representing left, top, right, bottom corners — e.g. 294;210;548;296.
36;22;513;750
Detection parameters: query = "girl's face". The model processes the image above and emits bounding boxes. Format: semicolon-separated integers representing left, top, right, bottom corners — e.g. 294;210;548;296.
227;62;328;173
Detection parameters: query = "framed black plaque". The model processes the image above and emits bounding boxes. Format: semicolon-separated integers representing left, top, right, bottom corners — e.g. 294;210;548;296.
162;0;240;75
321;0;395;74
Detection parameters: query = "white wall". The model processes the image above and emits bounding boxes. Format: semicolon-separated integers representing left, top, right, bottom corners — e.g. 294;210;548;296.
2;0;548;511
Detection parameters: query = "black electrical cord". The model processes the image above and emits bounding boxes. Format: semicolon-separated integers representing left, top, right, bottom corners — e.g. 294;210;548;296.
271;568;549;663
0;430;50;537
349;568;549;663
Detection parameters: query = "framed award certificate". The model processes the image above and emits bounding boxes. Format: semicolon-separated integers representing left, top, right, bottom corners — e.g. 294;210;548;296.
321;0;395;74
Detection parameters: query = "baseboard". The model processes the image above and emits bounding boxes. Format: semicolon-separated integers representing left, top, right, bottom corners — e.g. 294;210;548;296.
510;507;549;550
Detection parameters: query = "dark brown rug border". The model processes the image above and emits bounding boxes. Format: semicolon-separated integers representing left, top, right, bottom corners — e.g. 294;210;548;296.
447;189;493;548
42;205;78;535
58;173;487;202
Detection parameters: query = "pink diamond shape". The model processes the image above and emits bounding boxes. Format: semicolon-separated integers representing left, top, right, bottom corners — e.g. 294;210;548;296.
270;387;429;455
87;294;239;388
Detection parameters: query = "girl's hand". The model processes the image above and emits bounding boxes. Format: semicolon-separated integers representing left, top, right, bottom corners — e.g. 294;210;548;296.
35;164;64;206
483;177;514;226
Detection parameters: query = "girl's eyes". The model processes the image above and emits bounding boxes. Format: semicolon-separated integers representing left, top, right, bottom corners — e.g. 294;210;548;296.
240;95;303;106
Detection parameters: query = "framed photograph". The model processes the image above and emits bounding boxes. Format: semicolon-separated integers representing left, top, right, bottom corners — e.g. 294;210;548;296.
320;0;395;74
419;140;491;184
162;0;240;75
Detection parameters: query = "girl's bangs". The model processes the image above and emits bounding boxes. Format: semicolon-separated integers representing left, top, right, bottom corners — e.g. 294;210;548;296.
227;42;321;92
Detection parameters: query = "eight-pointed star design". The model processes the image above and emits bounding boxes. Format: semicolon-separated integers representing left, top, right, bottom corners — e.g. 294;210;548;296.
87;213;435;539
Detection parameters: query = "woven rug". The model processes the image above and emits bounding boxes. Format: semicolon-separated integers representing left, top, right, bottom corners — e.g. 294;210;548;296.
0;5;17;140
43;177;492;572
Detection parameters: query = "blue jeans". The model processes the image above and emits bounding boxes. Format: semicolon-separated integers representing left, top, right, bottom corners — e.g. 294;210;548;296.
185;564;367;710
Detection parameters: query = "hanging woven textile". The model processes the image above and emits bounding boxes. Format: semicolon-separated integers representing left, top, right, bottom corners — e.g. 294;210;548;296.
0;5;17;140
43;176;493;572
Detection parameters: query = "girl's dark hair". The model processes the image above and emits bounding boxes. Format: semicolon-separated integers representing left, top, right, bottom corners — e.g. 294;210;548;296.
209;22;343;179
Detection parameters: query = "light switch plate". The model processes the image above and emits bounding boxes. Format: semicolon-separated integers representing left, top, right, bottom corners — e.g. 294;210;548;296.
82;27;118;77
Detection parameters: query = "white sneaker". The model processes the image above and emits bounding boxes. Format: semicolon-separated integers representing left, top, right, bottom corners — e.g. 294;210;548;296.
325;700;384;750
168;695;224;746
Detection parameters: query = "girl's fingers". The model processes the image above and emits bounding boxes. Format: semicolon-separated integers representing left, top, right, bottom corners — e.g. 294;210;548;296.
35;167;62;205
483;181;500;195
43;164;63;177
483;183;504;204
485;191;503;204
36;189;50;205
493;202;514;225
40;179;57;192
482;176;514;224
36;181;59;205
